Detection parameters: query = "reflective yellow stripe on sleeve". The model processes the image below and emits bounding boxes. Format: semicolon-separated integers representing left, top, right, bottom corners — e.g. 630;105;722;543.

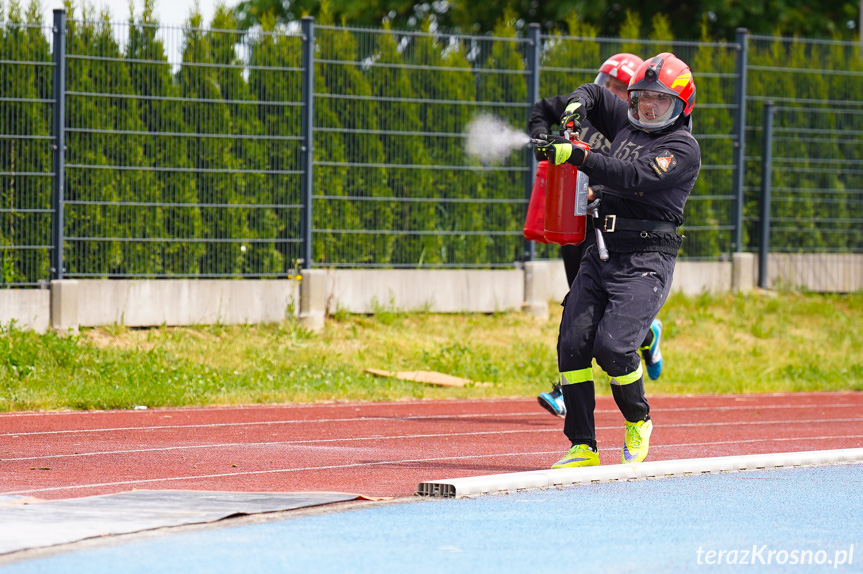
606;363;643;386
560;368;593;386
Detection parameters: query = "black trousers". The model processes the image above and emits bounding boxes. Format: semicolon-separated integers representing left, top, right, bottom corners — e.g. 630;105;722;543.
560;218;596;288
557;247;676;448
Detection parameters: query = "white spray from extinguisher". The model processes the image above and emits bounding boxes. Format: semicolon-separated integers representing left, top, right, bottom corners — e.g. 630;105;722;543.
464;114;531;164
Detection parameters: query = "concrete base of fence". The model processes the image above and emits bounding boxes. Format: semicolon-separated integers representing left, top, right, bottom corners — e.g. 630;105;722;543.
732;252;755;292
316;269;525;316
51;280;80;335
82;280;298;328
520;258;736;319
47;280;300;332
522;261;565;318
763;253;863;292
0;288;50;333
298;270;327;331
3;252;859;333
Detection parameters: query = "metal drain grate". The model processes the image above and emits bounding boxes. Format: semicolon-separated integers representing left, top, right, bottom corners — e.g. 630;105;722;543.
416;482;456;498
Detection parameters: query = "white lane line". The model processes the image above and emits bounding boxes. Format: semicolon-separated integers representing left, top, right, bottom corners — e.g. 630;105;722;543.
0;412;544;436
1;391;858;417
3;403;862;437
0;450;565;495
652;435;863;449
4;416;861;462
6;434;863;497
1;428;559;460
0;398;544;417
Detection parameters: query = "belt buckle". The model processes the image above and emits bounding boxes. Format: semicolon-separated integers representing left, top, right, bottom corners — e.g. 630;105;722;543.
603;214;616;233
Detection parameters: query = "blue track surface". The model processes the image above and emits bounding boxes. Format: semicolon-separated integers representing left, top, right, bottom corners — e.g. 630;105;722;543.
5;464;862;573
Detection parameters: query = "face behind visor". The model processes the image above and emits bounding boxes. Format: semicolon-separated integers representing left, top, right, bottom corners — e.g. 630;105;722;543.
628;89;685;131
626;53;696;133
594;73;629;101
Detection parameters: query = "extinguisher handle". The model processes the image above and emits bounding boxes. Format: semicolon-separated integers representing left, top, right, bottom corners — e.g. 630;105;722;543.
591;203;609;261
595;228;609;261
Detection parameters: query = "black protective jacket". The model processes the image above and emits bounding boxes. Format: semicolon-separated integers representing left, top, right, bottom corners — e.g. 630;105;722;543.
569;84;701;253
542;84;702;254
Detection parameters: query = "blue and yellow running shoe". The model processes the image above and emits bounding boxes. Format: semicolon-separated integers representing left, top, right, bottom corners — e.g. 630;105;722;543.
537;384;566;418
621;419;653;464
552;444;599;469
640;319;663;380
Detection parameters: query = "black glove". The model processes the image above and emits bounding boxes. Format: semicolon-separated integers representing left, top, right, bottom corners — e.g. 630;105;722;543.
533;148;546;162
559;99;586;134
530;129;548;161
534;134;588;166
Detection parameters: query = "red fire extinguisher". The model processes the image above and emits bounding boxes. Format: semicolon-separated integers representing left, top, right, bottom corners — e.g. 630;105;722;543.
544;136;590;245
523;160;549;243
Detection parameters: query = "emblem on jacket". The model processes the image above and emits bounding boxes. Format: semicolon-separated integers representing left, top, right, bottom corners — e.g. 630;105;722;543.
651;151;677;177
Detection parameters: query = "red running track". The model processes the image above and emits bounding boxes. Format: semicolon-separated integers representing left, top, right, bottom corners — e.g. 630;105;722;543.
1;392;861;500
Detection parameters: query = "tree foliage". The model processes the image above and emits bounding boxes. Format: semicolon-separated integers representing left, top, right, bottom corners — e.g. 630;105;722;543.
0;0;51;284
0;2;859;282
231;0;861;42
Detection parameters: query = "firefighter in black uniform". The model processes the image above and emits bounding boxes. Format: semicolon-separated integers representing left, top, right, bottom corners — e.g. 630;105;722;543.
533;53;700;468
528;54;666;421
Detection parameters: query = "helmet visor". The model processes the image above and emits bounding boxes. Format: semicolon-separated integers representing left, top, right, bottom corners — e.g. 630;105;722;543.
628;89;683;131
594;72;629;101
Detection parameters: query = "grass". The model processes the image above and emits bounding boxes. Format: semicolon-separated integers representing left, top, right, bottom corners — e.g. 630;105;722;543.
0;290;861;412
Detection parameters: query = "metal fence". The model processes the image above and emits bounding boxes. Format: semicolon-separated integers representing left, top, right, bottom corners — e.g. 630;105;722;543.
0;20;54;286
0;12;860;289
61;17;306;279
311;23;532;268
758;103;863;290
745;35;863;291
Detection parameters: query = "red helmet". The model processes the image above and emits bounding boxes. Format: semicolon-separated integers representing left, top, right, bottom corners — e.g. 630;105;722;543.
627;53;696;132
594;53;644;86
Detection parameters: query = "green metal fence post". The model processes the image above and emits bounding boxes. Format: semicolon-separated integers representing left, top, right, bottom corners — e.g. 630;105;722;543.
731;27;749;255
301;16;315;271
51;9;66;280
758;101;774;289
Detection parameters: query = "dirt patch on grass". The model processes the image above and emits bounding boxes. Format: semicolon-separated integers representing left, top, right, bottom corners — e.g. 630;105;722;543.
81;329;155;351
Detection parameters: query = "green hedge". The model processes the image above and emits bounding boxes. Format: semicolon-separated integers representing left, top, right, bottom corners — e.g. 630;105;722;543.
0;0;859;283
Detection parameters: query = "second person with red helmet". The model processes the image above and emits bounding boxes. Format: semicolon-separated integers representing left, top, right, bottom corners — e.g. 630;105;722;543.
533;53;701;468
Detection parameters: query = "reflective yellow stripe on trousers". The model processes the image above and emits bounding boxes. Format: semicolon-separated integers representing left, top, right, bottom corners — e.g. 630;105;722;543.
605;363;643;386
559;368;593;386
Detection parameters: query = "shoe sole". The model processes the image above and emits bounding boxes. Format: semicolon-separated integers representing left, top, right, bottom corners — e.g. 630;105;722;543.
537;395;565;418
552;460;599;469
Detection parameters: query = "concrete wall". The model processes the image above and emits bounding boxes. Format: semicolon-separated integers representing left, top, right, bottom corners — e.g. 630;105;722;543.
9;251;863;333
522;257;742;312
318;269;525;314
0;289;50;333
47;279;300;334
765;253;863;292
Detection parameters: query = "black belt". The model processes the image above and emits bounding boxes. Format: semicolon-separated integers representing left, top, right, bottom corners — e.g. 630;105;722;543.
602;215;678;234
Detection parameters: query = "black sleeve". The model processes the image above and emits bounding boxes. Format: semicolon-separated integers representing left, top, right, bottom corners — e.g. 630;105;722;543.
580;133;701;195
566;84;630;142
527;94;570;138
